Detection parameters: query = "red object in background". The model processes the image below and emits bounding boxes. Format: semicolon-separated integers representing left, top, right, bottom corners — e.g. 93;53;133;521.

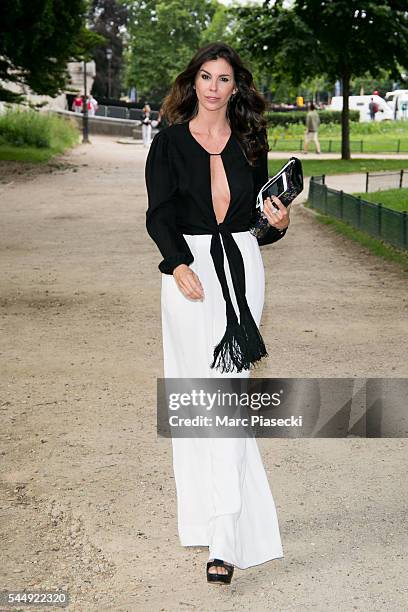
373;90;379;95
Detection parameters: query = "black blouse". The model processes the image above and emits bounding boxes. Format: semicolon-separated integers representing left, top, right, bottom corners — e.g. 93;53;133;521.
144;120;288;374
141;112;152;125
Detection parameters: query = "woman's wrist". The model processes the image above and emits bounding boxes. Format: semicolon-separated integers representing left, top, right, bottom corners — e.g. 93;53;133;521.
173;263;190;276
276;221;289;233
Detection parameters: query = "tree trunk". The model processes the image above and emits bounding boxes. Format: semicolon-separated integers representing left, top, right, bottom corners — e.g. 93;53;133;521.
341;71;351;160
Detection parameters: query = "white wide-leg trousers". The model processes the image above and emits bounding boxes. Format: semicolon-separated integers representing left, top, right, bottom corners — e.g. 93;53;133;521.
161;231;284;569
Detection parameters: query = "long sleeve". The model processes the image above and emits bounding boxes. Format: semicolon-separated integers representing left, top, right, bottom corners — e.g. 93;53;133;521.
252;144;288;247
145;131;194;274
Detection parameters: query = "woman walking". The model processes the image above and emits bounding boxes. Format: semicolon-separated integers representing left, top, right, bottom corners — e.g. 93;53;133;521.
145;42;290;584
141;103;153;147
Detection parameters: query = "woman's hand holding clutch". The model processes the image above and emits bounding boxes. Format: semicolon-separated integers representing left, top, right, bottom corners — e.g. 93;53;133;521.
262;196;290;231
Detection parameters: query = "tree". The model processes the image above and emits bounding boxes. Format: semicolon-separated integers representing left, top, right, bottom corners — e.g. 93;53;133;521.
350;69;396;98
200;4;231;46
88;0;128;99
122;0;219;104
0;0;103;104
234;0;408;159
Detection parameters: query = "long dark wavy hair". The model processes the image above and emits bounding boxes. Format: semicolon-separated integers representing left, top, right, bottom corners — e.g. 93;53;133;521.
161;42;269;165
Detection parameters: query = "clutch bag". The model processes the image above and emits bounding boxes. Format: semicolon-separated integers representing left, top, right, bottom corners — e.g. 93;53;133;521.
249;156;303;240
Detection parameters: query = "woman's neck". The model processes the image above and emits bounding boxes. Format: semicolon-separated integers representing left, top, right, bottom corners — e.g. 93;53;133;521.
190;109;230;135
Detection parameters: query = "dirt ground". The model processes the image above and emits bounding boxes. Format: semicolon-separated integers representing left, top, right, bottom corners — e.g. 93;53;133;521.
1;135;407;611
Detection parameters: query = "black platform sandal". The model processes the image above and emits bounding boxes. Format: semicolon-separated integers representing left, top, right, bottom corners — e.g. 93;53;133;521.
206;558;234;584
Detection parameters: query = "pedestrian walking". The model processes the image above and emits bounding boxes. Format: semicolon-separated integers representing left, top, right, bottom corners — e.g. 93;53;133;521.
141;104;152;147
72;93;83;114
368;97;379;121
89;94;98;116
304;102;321;153
145;42;289;585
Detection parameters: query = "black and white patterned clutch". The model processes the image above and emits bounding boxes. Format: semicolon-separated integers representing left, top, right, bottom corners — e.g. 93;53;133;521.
250;157;303;240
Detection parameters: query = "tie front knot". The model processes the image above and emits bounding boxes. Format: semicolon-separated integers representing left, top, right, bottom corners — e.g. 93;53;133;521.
217;221;231;236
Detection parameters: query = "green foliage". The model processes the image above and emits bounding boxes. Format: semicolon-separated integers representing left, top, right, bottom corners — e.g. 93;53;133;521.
234;1;408;159
88;1;128;99
0;144;55;163
343;120;408;136
235;0;408;86
270;119;408;138
122;0;223;103
350;68;395;98
0;109;79;149
265;110;359;127
200;4;231;46
0;0;105;103
267;120;408;153
288;1;408;84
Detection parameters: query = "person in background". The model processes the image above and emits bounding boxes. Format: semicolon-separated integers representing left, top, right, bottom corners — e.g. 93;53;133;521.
368;97;378;121
85;95;92;116
72;93;83;114
141;104;152;147
89;94;99;116
304;102;321;154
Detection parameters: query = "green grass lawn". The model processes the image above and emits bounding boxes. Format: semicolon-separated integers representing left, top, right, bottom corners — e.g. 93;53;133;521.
268;158;408;177
269;138;408;154
268;120;408;153
352;187;408;212
0;109;79;164
0;144;61;163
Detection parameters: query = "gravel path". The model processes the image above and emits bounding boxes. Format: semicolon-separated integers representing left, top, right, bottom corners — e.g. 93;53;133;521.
1;135;407;611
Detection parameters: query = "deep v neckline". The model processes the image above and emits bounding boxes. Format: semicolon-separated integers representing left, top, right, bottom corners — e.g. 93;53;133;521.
186;121;233;156
185;121;233;225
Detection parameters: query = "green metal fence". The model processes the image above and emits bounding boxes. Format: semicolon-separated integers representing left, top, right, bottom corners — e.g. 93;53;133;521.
365;169;408;192
308;176;408;251
270;138;408;153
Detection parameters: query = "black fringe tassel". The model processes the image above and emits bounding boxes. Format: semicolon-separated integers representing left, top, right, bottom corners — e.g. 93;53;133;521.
210;320;250;374
210;311;268;374
239;308;269;364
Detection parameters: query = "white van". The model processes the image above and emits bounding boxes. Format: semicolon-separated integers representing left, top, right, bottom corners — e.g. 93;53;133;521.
385;90;408;120
328;95;393;122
